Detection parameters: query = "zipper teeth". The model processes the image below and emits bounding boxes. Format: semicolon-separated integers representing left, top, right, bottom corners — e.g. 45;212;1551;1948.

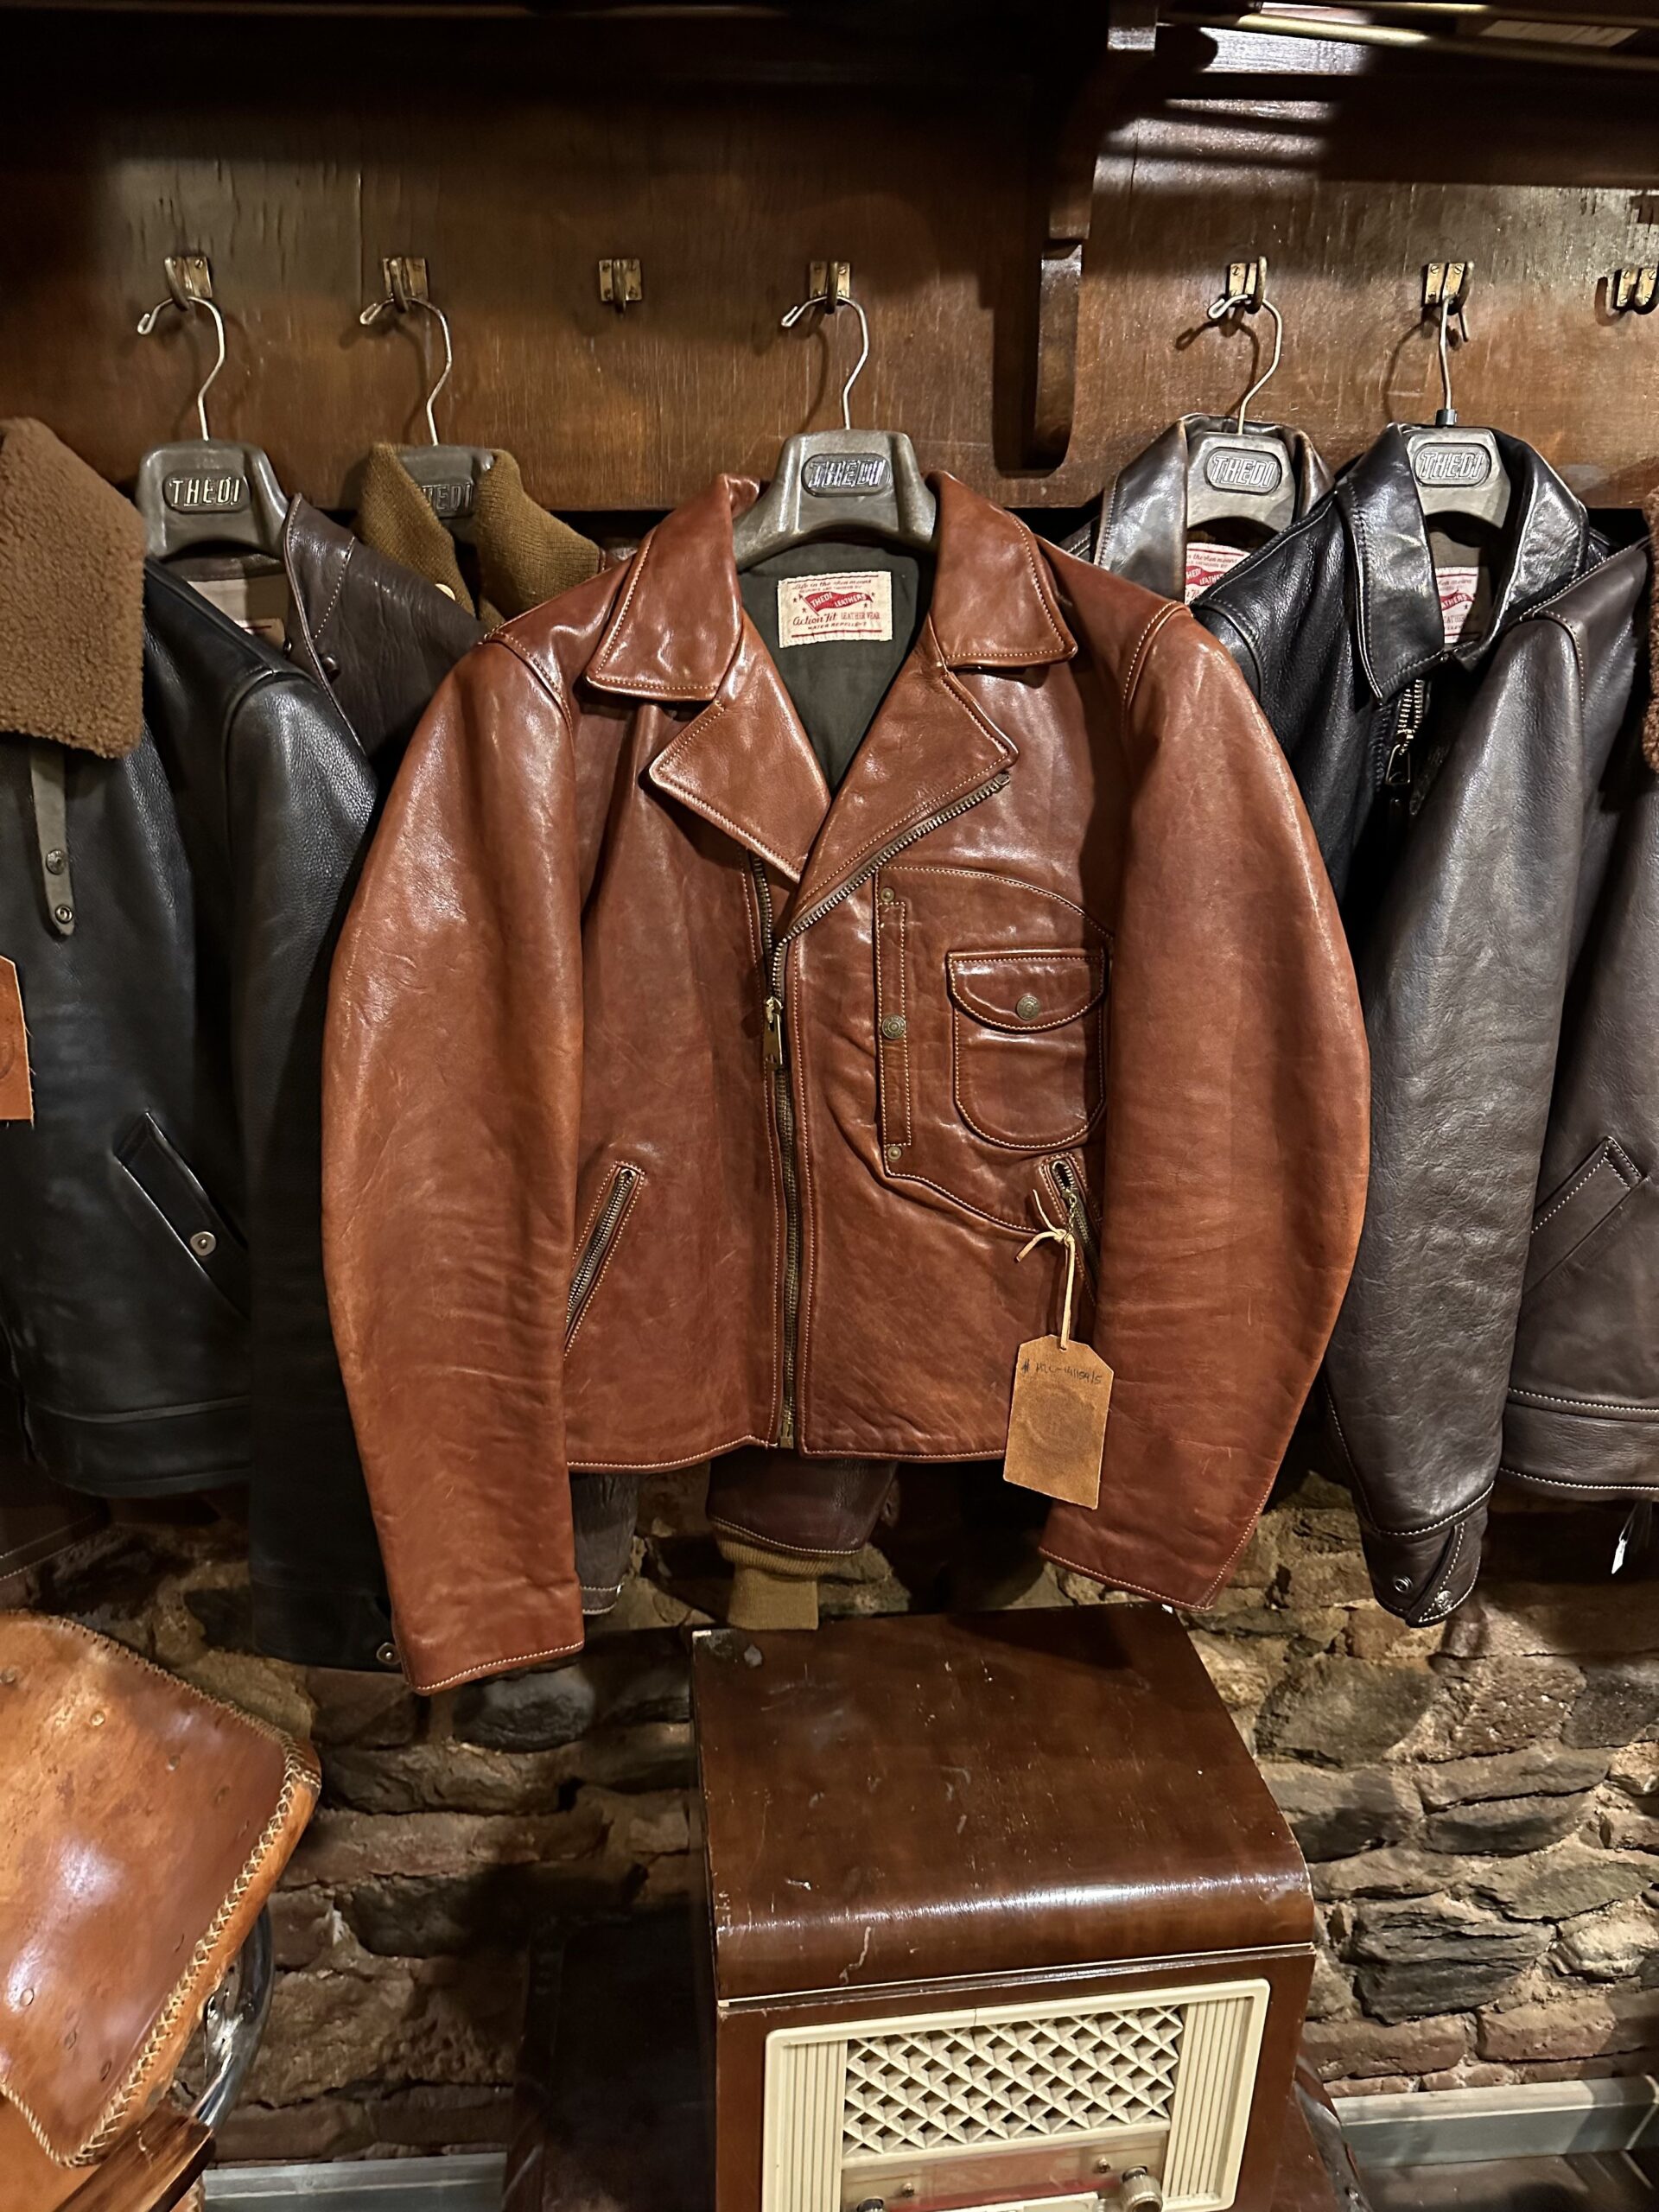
770;772;1011;988
756;770;1012;1450
1049;1154;1100;1281
566;1166;637;1336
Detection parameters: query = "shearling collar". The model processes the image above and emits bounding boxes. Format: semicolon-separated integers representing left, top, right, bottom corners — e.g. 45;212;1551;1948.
1646;493;1659;774
0;420;146;759
353;444;601;626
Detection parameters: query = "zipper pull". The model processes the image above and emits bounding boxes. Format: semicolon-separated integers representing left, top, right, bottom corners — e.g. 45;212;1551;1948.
764;995;787;1070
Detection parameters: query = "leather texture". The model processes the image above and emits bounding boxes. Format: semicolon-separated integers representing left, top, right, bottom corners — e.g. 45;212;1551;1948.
1196;425;1599;930
1329;541;1658;1621
1058;413;1333;596
0;429;399;1675
323;472;1370;1693
0;1611;317;2169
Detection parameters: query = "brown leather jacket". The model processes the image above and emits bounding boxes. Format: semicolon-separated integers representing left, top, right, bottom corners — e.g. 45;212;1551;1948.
323;474;1369;1693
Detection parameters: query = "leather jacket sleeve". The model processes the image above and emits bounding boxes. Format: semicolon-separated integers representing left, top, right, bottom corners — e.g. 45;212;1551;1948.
1324;611;1610;1624
323;639;587;1692
225;671;393;1667
1041;609;1370;1604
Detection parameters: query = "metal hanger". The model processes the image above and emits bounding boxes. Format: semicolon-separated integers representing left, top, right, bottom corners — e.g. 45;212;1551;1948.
359;257;494;540
1402;264;1512;532
1185;257;1302;538
133;256;287;561
732;262;938;569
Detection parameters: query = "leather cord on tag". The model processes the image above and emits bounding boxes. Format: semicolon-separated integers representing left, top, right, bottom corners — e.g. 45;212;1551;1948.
28;742;75;938
1018;1191;1079;1348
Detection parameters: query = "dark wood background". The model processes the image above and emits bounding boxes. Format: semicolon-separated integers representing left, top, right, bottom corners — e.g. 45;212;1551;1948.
1;4;1657;512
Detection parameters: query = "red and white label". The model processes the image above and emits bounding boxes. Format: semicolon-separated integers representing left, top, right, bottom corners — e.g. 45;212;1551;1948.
778;570;893;646
1184;541;1250;602
1437;564;1481;646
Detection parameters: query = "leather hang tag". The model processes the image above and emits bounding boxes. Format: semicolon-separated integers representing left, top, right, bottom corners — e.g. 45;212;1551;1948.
0;957;34;1123
1004;1193;1111;1510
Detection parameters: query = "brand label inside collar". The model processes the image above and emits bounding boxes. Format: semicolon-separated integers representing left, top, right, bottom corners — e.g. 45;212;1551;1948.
802;453;892;497
777;570;893;647
1414;442;1493;488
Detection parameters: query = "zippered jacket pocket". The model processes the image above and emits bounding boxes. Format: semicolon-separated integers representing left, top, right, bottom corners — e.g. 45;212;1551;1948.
566;1160;645;1350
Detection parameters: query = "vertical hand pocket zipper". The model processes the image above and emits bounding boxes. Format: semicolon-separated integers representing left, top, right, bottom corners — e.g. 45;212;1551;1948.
566;1161;645;1350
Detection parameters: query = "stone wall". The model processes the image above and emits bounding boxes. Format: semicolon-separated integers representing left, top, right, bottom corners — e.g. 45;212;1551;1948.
16;1465;1659;2160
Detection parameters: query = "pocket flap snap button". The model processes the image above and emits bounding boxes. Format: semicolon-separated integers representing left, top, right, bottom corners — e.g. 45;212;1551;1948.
1015;992;1042;1021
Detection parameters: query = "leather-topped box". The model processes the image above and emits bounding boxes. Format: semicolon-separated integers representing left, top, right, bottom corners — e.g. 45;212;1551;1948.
694;1606;1314;2212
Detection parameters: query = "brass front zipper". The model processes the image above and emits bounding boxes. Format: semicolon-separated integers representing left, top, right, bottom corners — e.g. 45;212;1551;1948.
1046;1154;1100;1286
566;1163;640;1345
750;769;1012;1448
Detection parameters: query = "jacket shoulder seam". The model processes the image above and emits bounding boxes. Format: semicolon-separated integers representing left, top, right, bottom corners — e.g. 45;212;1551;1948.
485;630;577;741
1120;600;1185;715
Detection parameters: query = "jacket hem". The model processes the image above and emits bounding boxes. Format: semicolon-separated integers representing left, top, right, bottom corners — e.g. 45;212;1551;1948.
1503;1389;1659;1496
250;1575;395;1672
1036;1541;1225;1612
20;1393;250;1497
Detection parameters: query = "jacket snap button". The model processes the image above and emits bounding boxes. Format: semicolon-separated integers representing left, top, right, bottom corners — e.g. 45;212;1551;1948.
189;1230;218;1258
1391;1574;1412;1595
376;1641;399;1669
44;849;66;874
53;904;73;926
1016;993;1042;1020
880;1014;906;1040
879;887;896;906
885;1143;904;1165
321;652;342;680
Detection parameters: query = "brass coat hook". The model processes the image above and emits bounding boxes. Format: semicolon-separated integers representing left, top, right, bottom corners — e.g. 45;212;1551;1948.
136;255;226;442
1611;266;1658;315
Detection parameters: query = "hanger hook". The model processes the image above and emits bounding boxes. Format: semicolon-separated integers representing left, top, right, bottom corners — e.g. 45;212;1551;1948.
1435;290;1465;424
137;288;226;442
781;287;872;431
1205;257;1284;435
359;288;454;446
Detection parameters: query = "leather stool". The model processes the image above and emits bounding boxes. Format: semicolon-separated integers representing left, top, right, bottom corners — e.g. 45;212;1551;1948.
0;1613;319;2210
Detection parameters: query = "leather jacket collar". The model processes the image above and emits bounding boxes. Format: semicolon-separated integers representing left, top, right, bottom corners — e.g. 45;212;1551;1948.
584;473;1077;896
1087;414;1332;598
1337;423;1592;701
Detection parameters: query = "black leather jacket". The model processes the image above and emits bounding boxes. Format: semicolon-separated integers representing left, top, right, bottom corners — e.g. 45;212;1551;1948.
1195;425;1599;931
0;427;485;1674
1327;541;1656;1622
1060;413;1332;594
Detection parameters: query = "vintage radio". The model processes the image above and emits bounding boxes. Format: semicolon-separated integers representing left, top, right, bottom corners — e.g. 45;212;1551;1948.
693;1607;1315;2212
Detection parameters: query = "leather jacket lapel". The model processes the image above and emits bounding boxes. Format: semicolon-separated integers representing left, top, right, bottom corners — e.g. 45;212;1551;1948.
1337;428;1446;701
646;618;830;885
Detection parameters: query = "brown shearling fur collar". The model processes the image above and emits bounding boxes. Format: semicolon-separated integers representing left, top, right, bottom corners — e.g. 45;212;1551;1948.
1646;493;1659;775
0;420;146;760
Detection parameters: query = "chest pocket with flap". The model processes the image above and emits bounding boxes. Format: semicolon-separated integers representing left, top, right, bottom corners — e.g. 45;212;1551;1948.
946;948;1106;1151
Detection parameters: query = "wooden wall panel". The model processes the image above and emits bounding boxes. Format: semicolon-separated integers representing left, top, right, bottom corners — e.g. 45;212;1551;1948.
0;13;1656;512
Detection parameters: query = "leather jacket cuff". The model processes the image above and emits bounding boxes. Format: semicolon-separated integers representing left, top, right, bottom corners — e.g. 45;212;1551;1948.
705;1449;897;1557
1361;1500;1487;1627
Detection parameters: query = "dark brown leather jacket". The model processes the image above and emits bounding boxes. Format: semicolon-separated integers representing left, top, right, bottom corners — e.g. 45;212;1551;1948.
323;474;1370;1694
1327;537;1659;1622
